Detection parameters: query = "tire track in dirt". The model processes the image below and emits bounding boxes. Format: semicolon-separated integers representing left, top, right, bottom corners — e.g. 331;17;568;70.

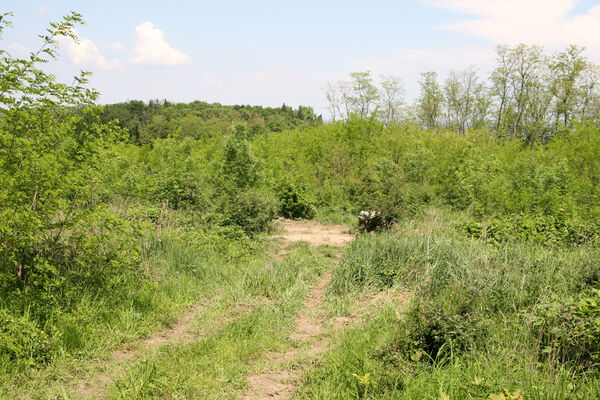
241;219;353;400
74;303;213;399
73;218;353;400
73;297;259;399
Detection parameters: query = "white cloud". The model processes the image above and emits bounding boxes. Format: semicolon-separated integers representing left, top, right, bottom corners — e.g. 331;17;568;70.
8;42;29;57
108;42;125;51
39;5;49;15
423;0;600;59
59;33;122;70
130;22;191;66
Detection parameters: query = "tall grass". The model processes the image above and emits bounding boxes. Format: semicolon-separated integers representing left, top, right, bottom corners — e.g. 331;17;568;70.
300;208;600;399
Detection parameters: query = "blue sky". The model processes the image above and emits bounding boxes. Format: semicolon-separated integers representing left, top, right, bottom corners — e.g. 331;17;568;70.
3;1;600;116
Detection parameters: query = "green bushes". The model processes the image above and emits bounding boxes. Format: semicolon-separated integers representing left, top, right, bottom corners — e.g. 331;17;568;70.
462;213;599;246
380;299;488;364
275;177;316;219
345;156;435;226
531;288;600;369
2;12;600;395
258;124;600;243
0;207;150;364
316;211;600;398
0;309;52;366
216;188;277;235
153;169;205;209
213;123;278;233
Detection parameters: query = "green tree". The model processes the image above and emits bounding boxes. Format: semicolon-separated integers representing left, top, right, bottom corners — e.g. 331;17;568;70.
324;71;379;121
417;71;444;130
220;123;261;189
348;71;379;119
549;45;587;128
378;75;405;127
0;12;120;289
507;44;545;140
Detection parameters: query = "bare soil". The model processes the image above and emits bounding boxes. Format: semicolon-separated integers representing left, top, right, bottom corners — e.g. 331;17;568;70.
241;219;353;400
73;218;355;400
276;218;353;248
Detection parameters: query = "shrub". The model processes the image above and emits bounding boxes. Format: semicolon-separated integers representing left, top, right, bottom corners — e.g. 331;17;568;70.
462;214;600;246
358;210;384;232
276;178;315;219
383;298;487;364
351;168;435;227
220;123;261;189
67;208;145;290
0;309;53;365
530;288;600;369
153;169;204;209
217;188;277;235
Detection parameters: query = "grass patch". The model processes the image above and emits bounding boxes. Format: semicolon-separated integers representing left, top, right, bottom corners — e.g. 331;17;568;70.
297;209;600;399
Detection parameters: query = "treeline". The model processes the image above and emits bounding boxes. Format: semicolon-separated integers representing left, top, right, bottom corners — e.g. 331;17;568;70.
100;99;322;144
2;12;600;398
326;44;600;142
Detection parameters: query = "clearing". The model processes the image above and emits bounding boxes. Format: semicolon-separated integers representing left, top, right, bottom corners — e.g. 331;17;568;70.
70;218;355;399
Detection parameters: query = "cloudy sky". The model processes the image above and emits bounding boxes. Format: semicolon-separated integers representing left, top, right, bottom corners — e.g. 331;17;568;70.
3;0;600;115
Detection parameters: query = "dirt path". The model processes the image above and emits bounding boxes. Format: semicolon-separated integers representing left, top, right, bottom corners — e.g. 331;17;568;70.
277;218;353;248
72;218;354;400
241;219;353;399
74;303;215;399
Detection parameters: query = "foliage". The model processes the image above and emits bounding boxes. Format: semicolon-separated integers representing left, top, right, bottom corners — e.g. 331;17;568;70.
216;188;277;235
484;389;525;400
0;309;52;366
326;44;600;139
2;9;600;400
100;100;322;144
275;177;316;219
462;213;599;246
219;123;262;189
383;299;487;364
530;288;600;369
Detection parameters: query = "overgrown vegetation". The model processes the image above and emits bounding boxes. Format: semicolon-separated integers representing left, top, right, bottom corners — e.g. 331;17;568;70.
99;99;322;144
1;10;600;400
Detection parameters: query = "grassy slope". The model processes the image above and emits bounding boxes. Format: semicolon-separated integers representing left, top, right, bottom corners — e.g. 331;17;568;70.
0;222;337;399
296;208;600;400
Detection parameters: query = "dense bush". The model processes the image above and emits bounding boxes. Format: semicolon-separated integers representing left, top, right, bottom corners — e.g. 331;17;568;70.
216;189;277;235
531;288;600;369
382;299;487;364
275;177;316;219
462;213;599;246
0;309;52;366
257;124;600;240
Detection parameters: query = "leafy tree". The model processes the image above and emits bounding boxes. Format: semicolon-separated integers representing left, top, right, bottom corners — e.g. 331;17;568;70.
324;71;379;121
377;75;405;127
216;123;276;234
0;12;120;290
220;123;261;189
549;45;587;128
507;44;545;140
348;71;379;119
416;71;444;130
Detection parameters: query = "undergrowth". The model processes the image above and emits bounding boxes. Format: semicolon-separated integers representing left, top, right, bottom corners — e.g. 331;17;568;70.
299;208;600;400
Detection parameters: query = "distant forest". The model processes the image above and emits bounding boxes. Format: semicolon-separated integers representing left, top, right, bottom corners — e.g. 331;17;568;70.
100;100;322;144
104;44;600;146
